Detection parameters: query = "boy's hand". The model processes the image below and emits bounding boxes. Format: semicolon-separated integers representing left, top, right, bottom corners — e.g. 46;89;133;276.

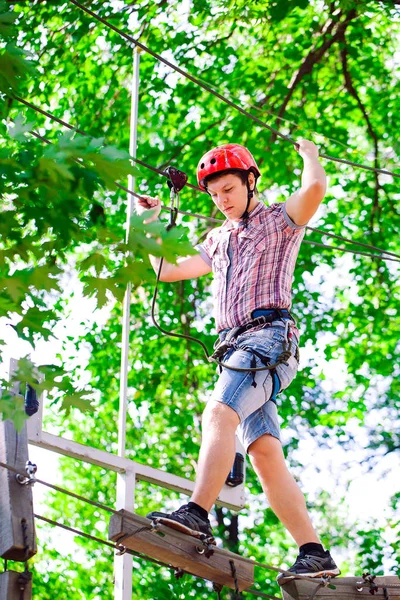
295;138;319;160
137;195;162;223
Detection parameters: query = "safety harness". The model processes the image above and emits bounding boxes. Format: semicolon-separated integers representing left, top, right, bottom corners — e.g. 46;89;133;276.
211;309;299;403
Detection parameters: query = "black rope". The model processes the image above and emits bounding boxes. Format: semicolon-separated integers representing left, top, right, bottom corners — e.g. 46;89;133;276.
12;101;400;264
230;560;240;600
68;0;400;182
383;588;390;600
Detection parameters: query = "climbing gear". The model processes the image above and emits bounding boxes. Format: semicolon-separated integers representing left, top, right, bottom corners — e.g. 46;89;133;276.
225;452;245;487
211;308;297;391
15;461;37;486
164;166;188;194
212;309;294;362
146;504;215;542
196;143;261;222
163;166;187;230
24;383;39;416
197;144;260;190
276;550;340;586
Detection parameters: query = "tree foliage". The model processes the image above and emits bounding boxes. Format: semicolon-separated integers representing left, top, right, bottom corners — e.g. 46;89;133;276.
1;0;399;597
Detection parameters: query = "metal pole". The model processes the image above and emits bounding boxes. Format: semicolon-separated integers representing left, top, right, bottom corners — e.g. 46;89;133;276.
117;46;140;459
115;46;141;600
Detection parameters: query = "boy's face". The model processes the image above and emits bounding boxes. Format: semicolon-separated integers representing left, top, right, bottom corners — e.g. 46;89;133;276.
207;173;255;222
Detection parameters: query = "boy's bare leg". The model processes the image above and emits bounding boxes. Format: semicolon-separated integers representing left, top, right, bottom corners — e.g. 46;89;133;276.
248;433;320;546
190;400;240;512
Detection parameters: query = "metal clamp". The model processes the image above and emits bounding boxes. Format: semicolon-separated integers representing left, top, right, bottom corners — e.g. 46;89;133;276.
16;461;37;486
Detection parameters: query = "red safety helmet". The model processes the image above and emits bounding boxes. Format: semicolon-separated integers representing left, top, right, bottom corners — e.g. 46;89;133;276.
197;144;261;191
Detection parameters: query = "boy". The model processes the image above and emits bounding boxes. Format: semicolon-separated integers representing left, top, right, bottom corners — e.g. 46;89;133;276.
137;140;340;583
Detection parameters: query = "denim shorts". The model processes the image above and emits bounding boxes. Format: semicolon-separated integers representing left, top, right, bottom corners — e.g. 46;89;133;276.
209;321;299;452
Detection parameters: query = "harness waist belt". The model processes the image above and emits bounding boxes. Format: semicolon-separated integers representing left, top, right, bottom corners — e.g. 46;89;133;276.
213;309;294;360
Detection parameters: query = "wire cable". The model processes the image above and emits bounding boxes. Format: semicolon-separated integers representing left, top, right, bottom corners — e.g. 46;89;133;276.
4;462;391;594
69;0;400;182
34;513;170;569
0;461;352;587
0;460;119;516
10;101;400;264
302;240;400;263
13;95;200;192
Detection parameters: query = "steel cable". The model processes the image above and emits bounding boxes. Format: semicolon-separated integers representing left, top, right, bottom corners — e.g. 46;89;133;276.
69;0;400;181
10;100;400;263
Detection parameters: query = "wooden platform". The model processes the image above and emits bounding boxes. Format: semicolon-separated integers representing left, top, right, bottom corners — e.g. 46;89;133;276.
281;576;400;600
109;510;254;591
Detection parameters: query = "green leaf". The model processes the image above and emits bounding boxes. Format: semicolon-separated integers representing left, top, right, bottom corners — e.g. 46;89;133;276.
60;392;94;416
78;253;107;276
7;113;35;141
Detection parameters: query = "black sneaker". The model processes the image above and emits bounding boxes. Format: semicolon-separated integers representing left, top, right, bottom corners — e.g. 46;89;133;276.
146;504;215;541
277;550;340;585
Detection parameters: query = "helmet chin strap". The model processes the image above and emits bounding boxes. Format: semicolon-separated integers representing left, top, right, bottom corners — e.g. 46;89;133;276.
240;177;254;221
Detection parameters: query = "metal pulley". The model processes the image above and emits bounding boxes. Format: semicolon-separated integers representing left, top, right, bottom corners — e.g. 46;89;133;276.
164;166;188;230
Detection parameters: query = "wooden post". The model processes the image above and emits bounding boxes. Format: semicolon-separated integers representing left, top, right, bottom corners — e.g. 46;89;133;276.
109;510;254;591
0;570;32;600
281;576;400;600
0;418;37;561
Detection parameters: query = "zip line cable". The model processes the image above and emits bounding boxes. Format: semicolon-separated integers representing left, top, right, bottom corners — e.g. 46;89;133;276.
69;0;400;182
10;100;400;264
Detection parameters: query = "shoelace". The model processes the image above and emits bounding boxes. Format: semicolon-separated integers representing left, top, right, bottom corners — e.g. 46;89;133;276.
296;556;326;570
175;507;204;524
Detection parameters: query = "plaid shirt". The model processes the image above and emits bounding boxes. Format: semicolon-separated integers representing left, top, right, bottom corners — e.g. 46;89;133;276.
197;202;306;338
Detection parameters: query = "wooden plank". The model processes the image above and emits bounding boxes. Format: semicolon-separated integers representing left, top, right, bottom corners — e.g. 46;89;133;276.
0;570;32;600
29;431;245;511
281;576;400;600
0;420;37;561
109;509;254;591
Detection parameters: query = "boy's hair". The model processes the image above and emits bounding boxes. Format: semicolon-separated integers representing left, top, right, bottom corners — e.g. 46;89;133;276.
203;168;259;195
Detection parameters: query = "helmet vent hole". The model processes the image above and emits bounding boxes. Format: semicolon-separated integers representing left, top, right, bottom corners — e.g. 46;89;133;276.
200;162;205;169
210;158;216;164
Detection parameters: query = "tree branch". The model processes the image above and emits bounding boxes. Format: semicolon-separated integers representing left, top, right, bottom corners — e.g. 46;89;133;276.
269;9;357;143
340;42;381;233
157;115;226;170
